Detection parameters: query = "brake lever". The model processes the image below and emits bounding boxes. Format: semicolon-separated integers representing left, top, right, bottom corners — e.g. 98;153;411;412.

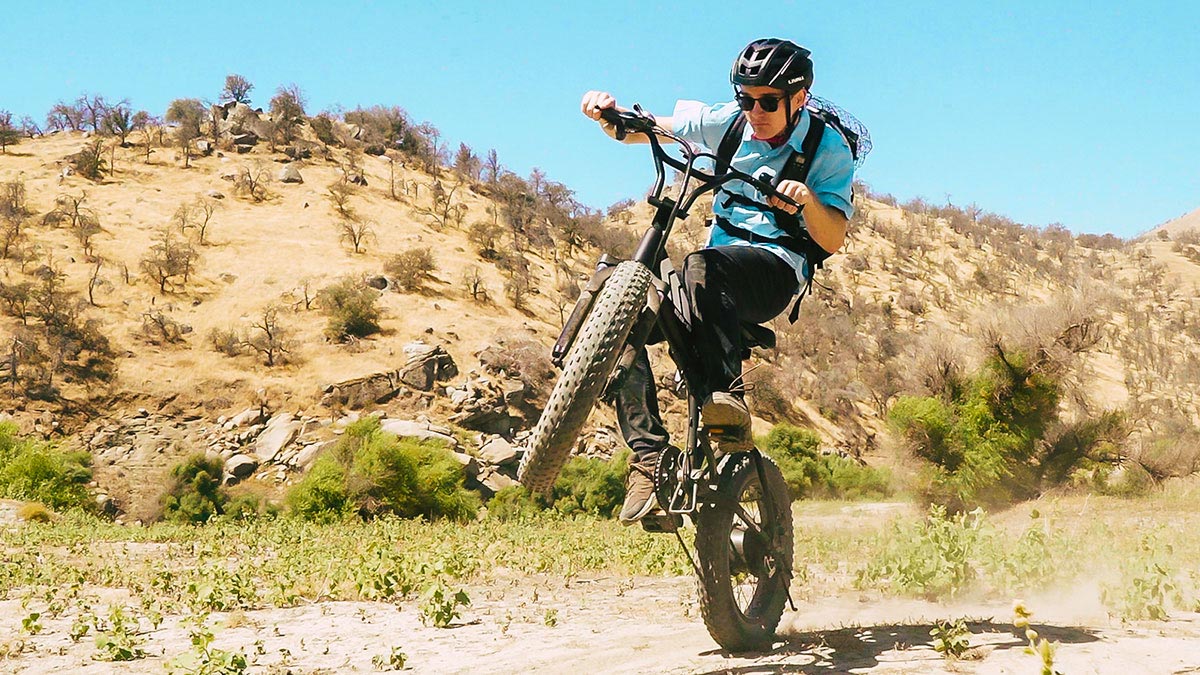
752;168;801;210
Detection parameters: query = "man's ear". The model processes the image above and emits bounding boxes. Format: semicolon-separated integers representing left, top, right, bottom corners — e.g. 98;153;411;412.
794;89;810;109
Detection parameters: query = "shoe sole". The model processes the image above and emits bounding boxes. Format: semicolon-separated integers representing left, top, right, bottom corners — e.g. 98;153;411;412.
702;396;753;452
619;493;660;525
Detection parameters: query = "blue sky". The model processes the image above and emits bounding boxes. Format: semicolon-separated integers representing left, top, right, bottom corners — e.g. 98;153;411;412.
1;1;1196;236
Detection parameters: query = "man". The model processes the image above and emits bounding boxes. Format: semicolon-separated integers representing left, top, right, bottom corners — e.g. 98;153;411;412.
580;38;856;523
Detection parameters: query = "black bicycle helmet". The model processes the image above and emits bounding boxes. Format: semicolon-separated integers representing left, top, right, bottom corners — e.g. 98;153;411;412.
730;38;813;92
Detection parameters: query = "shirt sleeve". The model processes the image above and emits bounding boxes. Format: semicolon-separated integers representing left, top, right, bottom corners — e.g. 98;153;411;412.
671;100;741;151
806;127;855;220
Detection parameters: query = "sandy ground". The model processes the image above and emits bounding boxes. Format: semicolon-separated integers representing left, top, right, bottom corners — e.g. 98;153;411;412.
4;573;1200;674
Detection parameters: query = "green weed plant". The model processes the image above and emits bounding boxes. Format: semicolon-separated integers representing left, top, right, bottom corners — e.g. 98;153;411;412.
929;617;970;659
762;424;892;500
0;422;93;511
286;417;480;522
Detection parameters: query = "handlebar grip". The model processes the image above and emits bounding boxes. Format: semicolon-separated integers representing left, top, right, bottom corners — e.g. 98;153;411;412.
598;108;627;141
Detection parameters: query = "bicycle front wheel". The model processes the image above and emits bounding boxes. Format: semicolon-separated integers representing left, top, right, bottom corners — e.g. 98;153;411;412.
517;260;652;494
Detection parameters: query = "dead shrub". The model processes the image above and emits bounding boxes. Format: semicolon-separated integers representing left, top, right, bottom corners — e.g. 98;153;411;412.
208;327;242;356
385;247;437;292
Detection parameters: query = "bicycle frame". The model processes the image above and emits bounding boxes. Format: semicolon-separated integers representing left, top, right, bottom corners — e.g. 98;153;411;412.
554;107;799;517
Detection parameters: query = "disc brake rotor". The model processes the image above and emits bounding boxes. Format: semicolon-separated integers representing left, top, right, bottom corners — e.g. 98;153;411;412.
654;445;683;512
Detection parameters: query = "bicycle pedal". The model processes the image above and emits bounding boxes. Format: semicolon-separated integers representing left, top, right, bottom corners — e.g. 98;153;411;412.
640;512;682;534
705;425;746;438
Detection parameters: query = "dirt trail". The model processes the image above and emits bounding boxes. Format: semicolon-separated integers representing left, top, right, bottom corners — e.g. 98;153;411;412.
5;575;1200;674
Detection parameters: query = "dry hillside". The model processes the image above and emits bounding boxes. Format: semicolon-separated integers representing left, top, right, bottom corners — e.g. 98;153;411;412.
2;113;1199;511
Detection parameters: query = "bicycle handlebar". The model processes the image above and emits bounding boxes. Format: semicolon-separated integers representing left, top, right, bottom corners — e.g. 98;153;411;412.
598;107;800;210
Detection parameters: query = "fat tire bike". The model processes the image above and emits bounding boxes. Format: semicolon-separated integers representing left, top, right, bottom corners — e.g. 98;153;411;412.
517;106;797;651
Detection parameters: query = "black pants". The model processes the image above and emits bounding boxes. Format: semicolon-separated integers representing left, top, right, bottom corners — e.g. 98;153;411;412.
616;245;800;462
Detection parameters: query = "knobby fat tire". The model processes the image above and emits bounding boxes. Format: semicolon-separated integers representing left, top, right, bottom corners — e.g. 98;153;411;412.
694;453;794;652
517;261;653;494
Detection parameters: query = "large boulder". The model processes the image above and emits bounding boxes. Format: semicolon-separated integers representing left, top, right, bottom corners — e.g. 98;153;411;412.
479;437;519;466
225;408;264;430
322;371;407;409
254;412;303;463
292;441;330;470
399;344;459;391
379;418;458;448
225;454;259;479
278;163;303;184
231;132;258;148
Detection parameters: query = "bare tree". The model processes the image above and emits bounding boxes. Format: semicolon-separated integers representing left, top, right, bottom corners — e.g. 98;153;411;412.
46;100;85;131
454;142;481;181
327;179;357;218
172;201;195;235
0;280;34;324
0;218;23;259
221;74;254;105
141;309;186;345
0;180;27;221
269;84;307;147
165;98;205;168
461;266;489;303
296;276;318;310
234;161;271;201
339;217;374;254
193;197;219;244
242;305;293;366
18;116;40;138
87;257;109;306
415;180;466;230
133;111;157;164
76;94;113;132
0;111;19;153
71;209;102;259
45;192;92;231
484;149;501;185
384;150;404;200
140;226;199;293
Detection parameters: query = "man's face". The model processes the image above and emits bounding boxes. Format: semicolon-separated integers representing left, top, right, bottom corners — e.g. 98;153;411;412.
736;85;808;139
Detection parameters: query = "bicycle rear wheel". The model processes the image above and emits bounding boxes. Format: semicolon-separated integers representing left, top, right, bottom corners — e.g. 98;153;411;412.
694;452;794;652
517;260;652;494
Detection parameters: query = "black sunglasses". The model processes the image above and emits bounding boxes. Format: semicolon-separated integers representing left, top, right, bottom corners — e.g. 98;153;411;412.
735;92;786;113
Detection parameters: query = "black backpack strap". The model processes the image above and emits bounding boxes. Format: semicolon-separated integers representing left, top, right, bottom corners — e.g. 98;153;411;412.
715;112;747;174
714;111;832;324
777;113;826;189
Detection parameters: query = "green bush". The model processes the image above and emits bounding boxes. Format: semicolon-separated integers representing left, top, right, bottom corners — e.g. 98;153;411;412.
550;449;630;518
0;422;93;511
485;451;628;522
888;347;1082;510
763;424;891;500
317;277;381;340
285;456;351;523
222;489;281;521
287;418;479;522
486;485;546;522
856;504;986;599
160;455;228;524
1089;462;1156;498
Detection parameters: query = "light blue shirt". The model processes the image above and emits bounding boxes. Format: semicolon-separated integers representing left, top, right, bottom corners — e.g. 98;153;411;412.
672;99;855;283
